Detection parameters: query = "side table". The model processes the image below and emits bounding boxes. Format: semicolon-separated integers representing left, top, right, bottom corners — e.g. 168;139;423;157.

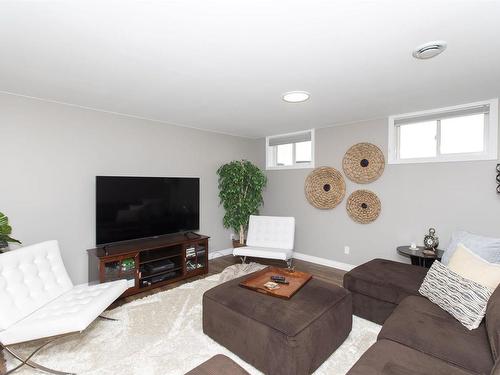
397;246;444;268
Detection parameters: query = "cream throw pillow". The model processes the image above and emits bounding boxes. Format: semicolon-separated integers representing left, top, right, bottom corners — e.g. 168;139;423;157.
448;243;500;290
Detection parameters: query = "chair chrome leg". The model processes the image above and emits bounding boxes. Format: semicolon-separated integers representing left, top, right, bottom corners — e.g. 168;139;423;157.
2;338;76;375
286;258;294;270
98;315;118;322
240;256;247;264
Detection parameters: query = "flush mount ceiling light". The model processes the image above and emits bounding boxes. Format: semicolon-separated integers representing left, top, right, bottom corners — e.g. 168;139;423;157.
412;41;447;59
282;91;310;103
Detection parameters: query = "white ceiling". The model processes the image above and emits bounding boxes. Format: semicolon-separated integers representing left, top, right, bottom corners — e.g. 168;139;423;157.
1;0;499;138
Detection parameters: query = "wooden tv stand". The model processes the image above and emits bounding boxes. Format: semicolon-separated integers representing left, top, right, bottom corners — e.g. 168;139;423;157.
87;234;209;297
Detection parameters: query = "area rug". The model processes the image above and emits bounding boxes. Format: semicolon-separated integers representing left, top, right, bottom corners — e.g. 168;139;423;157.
4;263;381;375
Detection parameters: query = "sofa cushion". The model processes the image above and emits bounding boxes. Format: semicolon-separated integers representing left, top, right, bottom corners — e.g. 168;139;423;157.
350;291;398;325
346;339;476;375
343;259;428;305
379;296;494;374
443;230;500;265
448;243;500;290
419;261;493;330
487;286;500;361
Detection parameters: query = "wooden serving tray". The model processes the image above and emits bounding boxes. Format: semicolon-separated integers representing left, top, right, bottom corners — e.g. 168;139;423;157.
239;266;313;299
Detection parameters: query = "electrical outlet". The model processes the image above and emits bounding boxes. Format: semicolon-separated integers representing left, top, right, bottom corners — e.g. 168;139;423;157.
344;246;350;255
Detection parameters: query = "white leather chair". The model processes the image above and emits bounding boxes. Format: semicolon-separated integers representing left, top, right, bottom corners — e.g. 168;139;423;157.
0;240;128;375
233;215;295;268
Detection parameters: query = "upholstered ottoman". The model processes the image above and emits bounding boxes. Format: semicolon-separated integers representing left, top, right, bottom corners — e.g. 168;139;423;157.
203;274;352;375
185;354;250;375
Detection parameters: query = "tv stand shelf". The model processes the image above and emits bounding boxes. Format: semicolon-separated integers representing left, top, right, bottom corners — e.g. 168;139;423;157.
140;252;182;265
87;234;209;297
141;266;183;279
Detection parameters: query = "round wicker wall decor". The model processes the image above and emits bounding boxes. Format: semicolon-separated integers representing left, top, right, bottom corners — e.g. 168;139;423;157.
346;189;381;224
342;143;385;183
305;167;346;209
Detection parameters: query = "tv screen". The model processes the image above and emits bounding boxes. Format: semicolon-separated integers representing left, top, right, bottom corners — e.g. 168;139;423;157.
96;176;200;246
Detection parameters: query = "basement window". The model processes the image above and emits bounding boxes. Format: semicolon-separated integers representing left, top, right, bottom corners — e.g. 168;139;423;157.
266;129;315;170
388;99;498;164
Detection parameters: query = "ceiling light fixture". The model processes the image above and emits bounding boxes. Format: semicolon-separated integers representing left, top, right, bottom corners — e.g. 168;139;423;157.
282;91;310;103
412;41;447;59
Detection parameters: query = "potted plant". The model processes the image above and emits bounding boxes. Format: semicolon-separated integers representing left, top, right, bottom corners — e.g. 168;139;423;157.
0;212;21;252
217;160;267;245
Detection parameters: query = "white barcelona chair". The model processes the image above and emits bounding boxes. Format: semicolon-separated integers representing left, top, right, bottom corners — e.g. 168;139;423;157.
233;215;295;268
0;240;128;375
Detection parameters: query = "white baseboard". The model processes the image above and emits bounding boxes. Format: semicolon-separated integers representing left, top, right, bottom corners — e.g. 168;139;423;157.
208;248;233;260
209;247;355;272
293;252;355;271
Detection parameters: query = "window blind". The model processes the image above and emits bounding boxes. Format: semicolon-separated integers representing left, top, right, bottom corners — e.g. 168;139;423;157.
268;131;311;146
394;104;489;126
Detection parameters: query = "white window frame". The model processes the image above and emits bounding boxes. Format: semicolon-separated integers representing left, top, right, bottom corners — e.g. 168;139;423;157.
388;99;498;164
266;129;315;170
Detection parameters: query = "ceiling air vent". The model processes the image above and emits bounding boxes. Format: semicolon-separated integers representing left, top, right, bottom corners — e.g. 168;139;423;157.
412;41;447;59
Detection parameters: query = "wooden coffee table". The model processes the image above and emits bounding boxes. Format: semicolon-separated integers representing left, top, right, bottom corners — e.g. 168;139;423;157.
239;266;312;299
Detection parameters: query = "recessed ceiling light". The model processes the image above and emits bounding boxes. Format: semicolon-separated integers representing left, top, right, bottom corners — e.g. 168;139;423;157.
282;91;310;103
412;41;447;59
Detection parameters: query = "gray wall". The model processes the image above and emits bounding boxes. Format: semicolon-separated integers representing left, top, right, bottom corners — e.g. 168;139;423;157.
0;93;259;284
261;119;500;267
3;91;499;280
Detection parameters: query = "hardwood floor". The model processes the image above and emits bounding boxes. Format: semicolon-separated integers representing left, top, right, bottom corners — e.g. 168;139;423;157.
115;255;346;307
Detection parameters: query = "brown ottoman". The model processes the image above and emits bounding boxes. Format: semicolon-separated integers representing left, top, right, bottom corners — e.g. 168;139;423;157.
203;274;352;375
343;259;427;324
185;354;250;375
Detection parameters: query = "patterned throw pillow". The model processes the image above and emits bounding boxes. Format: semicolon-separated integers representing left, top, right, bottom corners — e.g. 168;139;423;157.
419;261;493;330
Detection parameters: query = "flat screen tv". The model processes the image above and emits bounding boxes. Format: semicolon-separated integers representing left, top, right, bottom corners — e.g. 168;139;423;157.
96;176;200;246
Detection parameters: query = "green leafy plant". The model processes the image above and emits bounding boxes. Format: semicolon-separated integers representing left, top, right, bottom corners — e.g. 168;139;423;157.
0;212;21;250
217;160;267;244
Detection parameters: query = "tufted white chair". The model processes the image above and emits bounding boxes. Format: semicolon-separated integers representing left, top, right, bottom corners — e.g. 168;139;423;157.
233;215;295;267
0;240;128;374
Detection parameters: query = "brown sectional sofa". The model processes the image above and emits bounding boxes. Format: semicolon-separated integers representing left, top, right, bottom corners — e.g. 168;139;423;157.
343;258;428;325
344;258;500;375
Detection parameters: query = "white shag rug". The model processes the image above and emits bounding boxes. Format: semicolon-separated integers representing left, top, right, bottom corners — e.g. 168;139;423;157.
5;263;381;375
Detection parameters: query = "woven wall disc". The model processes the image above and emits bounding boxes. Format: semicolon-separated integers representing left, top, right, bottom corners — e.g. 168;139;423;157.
304;167;346;209
346;190;381;224
343;143;385;184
